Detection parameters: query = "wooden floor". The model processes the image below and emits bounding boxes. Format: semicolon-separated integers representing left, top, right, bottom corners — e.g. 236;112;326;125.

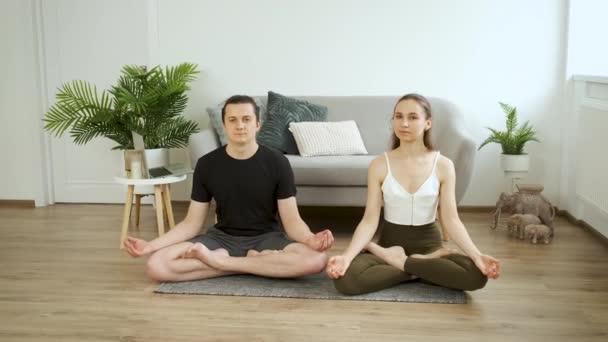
0;204;607;342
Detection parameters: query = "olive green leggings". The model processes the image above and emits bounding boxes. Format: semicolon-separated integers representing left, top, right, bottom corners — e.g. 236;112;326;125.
333;221;488;295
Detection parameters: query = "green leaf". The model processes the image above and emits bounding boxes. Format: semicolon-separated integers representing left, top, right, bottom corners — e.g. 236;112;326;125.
43;62;200;149
478;102;539;154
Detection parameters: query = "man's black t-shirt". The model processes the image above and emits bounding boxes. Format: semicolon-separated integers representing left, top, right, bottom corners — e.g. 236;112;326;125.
191;145;297;236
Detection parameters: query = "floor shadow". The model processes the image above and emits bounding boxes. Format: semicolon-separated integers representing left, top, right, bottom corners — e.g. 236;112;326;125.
297;206;372;234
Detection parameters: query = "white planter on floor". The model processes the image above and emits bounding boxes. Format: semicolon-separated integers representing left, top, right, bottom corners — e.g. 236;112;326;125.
501;154;529;192
500;154;529;172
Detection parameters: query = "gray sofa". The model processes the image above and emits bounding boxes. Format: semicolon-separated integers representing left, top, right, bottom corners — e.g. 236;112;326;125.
189;96;476;208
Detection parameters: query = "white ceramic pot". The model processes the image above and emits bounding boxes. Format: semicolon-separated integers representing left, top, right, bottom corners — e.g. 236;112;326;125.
500;154;529;172
123;148;169;195
144;148;169;169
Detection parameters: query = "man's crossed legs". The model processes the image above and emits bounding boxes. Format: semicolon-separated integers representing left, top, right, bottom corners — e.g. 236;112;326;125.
145;227;328;282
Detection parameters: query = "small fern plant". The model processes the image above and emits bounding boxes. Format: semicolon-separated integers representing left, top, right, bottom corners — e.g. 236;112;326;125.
44;63;200;150
478;102;539;155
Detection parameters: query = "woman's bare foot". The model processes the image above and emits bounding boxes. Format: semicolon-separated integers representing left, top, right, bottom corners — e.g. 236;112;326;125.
184;243;230;270
366;242;407;271
410;246;458;259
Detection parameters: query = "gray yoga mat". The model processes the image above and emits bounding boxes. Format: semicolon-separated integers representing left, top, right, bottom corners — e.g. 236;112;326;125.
156;273;466;304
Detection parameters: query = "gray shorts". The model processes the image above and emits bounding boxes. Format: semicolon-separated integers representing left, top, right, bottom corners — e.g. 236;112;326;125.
189;227;295;257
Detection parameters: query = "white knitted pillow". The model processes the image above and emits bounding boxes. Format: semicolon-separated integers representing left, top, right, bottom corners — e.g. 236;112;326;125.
288;121;368;157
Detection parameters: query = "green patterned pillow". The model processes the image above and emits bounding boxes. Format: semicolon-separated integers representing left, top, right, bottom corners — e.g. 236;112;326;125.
258;91;328;154
206;98;267;145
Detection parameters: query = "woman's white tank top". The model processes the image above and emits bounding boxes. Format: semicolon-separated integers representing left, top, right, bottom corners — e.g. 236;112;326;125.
381;151;440;226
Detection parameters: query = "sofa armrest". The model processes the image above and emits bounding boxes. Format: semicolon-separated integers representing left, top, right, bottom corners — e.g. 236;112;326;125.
452;134;477;205
188;128;220;169
433;125;476;205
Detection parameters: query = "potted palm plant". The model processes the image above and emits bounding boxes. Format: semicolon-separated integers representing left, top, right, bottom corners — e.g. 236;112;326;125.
478;102;539;172
44;63;200;173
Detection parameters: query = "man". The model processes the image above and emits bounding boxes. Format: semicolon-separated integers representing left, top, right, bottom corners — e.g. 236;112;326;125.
124;95;334;281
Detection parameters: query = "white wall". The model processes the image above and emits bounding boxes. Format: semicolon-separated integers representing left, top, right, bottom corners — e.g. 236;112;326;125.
3;0;569;207
567;0;608;77
156;0;568;205
0;0;47;205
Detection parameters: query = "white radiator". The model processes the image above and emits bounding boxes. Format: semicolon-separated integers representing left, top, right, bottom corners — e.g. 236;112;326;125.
575;83;608;215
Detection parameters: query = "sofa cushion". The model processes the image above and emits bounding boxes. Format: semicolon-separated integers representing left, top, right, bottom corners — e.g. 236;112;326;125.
206;98;267;145
288;120;368;157
286;155;376;186
258;91;328;154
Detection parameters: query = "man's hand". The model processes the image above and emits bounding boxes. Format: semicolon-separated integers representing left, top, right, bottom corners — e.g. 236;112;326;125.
304;229;334;252
473;254;501;279
326;255;350;279
124;236;155;257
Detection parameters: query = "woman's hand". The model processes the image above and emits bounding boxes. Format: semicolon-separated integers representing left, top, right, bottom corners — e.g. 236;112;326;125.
473;254;501;279
326;255;351;279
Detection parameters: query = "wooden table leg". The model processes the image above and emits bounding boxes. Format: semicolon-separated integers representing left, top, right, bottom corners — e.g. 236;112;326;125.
120;185;135;249
162;184;175;229
134;194;141;228
154;185;165;236
163;202;169;224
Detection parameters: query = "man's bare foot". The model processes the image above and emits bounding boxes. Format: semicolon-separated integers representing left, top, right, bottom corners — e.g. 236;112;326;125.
246;249;281;257
246;249;260;257
184;243;230;270
366;242;407;271
410;246;458;259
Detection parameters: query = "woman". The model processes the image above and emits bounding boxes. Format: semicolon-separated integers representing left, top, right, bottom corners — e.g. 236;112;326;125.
326;94;500;295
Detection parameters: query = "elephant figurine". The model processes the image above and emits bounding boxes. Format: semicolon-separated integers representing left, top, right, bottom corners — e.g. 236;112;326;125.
524;224;552;244
492;192;556;236
506;214;542;239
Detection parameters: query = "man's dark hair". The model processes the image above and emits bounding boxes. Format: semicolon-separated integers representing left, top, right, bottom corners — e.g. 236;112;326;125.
221;95;260;123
